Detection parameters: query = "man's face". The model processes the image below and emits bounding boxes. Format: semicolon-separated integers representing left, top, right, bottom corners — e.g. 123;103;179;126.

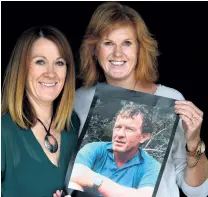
112;113;149;153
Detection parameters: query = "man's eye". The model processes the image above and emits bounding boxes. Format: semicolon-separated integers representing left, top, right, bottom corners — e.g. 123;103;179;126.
127;128;134;132
56;61;66;66
35;60;45;65
104;41;113;46
123;41;132;46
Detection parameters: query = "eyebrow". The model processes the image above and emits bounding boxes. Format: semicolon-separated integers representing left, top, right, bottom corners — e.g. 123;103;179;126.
114;124;135;130
31;56;64;60
125;126;135;130
31;55;46;60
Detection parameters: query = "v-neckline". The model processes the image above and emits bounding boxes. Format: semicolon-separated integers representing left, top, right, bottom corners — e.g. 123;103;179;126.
29;128;63;168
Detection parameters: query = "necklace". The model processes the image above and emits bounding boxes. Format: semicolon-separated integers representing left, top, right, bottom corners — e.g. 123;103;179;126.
37;114;58;153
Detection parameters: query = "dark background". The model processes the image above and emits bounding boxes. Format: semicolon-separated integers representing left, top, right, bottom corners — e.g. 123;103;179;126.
2;2;208;196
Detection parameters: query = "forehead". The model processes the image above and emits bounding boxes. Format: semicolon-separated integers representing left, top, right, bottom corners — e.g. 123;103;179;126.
101;24;137;40
115;113;143;126
30;38;61;57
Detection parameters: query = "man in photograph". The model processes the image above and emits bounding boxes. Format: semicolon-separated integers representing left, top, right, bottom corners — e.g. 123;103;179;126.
69;103;161;197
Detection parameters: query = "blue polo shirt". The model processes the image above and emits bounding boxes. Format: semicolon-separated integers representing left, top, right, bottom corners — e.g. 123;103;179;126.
75;142;161;189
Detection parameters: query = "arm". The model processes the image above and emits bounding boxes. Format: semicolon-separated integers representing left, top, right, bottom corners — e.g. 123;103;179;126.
175;101;208;196
98;177;154;197
68;142;104;190
70;164;154;197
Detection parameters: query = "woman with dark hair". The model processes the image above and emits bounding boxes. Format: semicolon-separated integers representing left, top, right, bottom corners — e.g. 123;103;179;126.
1;25;79;197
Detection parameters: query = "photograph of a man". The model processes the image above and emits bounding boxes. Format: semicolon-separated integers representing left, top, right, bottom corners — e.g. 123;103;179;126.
68;103;161;197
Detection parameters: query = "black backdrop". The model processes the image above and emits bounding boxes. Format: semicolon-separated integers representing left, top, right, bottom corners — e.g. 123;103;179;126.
2;2;208;196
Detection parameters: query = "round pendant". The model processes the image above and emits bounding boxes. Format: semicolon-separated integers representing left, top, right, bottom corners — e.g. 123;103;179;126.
44;134;58;153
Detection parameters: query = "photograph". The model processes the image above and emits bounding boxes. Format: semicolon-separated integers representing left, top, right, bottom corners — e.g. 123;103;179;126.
67;83;179;197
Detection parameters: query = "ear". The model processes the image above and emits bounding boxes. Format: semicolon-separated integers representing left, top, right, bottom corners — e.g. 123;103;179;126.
140;133;151;143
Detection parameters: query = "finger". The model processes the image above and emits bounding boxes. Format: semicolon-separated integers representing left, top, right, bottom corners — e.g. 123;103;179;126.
174;104;202;120
175;108;193;120
175;102;196;115
55;190;62;197
179;114;193;127
175;100;203;116
175;107;203;125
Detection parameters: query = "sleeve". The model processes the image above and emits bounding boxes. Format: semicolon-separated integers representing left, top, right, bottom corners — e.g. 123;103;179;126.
75;142;104;168
1;130;6;182
137;157;161;189
174;120;208;197
1;119;7;196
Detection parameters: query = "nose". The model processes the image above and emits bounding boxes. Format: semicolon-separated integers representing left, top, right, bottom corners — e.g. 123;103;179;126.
113;45;123;57
116;127;126;138
45;65;56;77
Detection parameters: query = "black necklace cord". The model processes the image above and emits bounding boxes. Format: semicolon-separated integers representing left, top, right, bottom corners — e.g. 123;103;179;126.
37;113;58;153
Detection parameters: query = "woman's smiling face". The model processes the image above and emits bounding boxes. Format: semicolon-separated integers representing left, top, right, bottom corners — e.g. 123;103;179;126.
26;38;67;106
96;24;139;82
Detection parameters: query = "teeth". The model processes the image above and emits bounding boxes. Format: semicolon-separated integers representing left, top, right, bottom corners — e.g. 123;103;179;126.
110;61;125;66
40;82;56;87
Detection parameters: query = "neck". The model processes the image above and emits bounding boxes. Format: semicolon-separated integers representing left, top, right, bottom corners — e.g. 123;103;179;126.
114;149;138;168
27;95;53;123
106;77;138;90
106;78;157;94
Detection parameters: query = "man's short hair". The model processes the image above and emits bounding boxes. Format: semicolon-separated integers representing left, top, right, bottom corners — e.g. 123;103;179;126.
115;103;153;134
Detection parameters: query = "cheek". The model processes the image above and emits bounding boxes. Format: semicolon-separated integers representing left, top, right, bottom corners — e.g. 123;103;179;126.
125;47;138;62
127;133;140;143
112;130;116;138
97;47;110;62
59;68;67;81
27;66;43;80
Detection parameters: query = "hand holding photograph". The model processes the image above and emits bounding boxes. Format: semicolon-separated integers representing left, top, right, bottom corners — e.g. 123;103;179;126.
67;83;179;197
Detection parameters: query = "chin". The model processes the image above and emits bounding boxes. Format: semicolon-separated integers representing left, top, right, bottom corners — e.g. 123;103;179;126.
109;73;130;81
39;96;58;104
113;146;126;153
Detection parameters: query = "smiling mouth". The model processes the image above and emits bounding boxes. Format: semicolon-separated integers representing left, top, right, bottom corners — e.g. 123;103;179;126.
109;61;126;66
39;82;57;87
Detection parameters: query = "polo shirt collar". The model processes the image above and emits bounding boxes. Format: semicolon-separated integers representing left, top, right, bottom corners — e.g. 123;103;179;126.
106;142;144;168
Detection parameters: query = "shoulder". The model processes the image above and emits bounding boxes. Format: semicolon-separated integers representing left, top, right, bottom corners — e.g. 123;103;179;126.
1;113;26;144
141;149;161;167
75;86;96;102
74;86;96;134
1;113;19;133
155;84;185;100
2;113;12;125
74;86;96;112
